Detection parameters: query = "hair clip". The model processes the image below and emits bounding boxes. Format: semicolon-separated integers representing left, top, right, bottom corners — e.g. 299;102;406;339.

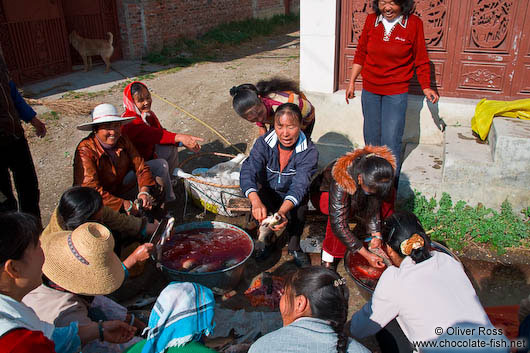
400;233;425;256
333;278;346;287
365;153;377;158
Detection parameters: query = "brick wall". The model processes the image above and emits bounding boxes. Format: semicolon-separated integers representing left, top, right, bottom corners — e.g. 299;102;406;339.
116;0;299;59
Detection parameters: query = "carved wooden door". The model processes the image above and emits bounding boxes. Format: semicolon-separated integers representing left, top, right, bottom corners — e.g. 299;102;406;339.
448;0;524;99
338;0;530;100
0;0;70;84
510;1;530;97
338;0;373;92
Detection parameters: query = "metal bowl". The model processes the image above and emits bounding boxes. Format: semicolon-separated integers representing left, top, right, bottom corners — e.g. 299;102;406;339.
344;241;460;300
153;221;254;295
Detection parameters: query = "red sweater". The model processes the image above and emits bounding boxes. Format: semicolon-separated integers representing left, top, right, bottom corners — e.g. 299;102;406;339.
353;14;431;95
121;81;177;161
0;328;56;353
121;112;177;161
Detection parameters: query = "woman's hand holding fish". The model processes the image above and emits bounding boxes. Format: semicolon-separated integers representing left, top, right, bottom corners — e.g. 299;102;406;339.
123;243;154;269
271;212;288;231
358;247;386;269
249;192;267;223
137;187;153;210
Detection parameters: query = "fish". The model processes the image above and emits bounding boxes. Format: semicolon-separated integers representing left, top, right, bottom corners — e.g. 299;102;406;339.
156;217;175;261
368;246;392;267
181;258;198;270
255;213;284;259
189;262;220;273
187;257;242;273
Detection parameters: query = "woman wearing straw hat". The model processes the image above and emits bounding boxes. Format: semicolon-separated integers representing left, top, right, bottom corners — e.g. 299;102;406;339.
74;103;175;216
23;221;144;353
41;186;156;278
0;212;136;353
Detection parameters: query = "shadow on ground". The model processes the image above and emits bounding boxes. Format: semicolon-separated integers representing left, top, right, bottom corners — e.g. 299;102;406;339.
22;30;300;99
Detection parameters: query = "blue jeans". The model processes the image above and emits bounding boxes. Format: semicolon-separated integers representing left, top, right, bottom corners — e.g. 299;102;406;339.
361;89;408;180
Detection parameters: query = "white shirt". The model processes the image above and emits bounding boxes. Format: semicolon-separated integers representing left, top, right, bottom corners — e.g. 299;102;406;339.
350;251;491;343
382;15;402;36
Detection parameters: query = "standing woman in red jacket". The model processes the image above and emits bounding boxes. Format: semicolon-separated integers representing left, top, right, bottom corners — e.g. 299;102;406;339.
346;0;439;181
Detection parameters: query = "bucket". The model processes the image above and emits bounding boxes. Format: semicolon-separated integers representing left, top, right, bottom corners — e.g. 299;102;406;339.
153;221;254;294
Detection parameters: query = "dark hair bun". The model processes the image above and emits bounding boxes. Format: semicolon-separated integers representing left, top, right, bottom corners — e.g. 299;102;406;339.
229;86;238;97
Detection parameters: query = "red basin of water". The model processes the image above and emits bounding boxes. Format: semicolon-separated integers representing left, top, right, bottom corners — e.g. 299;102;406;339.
346;251;386;290
161;228;253;273
346;245;454;292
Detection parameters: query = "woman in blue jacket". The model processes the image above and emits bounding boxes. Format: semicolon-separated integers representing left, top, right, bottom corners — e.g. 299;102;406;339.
240;103;318;267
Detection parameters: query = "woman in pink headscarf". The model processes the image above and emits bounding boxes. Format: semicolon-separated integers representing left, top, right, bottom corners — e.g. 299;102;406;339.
121;81;203;174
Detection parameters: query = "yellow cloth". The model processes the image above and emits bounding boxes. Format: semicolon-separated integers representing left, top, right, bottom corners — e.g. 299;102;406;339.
471;98;530;140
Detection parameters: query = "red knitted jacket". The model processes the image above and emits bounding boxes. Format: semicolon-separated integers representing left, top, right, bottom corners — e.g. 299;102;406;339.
354;13;431;95
121;81;176;161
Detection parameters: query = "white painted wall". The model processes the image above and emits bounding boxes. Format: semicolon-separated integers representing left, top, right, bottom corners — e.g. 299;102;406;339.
300;0;338;93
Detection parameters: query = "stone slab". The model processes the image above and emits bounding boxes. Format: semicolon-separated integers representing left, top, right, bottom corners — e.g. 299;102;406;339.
489;117;530;164
398;143;443;200
442;126;494;183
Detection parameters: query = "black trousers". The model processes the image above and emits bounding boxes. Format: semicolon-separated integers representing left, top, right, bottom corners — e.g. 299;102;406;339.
258;188;307;252
0;135;41;223
376;319;413;353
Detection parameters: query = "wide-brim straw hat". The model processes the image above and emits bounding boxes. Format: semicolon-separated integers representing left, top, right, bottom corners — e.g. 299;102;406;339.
42;222;125;295
77;103;134;131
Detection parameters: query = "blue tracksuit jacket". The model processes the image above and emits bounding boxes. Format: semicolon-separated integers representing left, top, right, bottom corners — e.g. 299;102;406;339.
240;130;318;206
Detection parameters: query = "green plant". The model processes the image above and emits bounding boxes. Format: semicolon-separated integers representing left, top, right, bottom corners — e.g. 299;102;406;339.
144;13;299;67
42;110;59;121
402;192;529;253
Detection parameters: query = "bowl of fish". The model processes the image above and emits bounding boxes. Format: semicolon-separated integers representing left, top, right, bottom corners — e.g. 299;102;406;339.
344;241;460;300
153;221;254;294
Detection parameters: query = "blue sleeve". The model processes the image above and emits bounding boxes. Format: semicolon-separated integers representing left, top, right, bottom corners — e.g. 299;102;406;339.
240;138;268;198
51;322;81;353
9;80;36;122
122;262;130;280
284;145;318;206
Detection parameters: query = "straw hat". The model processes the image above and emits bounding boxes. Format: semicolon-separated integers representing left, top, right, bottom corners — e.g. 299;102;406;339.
77;103;134;131
42;222;125;295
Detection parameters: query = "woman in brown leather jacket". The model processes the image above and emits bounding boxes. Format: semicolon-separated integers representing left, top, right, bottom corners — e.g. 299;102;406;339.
319;146;396;270
74;104;174;215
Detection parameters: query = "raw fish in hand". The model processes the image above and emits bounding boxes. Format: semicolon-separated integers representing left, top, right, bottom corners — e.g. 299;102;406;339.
255;213;284;259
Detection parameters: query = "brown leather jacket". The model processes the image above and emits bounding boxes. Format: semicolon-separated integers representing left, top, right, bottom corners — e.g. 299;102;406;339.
73;133;155;211
329;146;396;252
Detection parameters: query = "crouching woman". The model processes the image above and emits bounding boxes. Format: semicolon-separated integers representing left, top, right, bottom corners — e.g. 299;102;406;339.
240;103;318;267
349;211;493;352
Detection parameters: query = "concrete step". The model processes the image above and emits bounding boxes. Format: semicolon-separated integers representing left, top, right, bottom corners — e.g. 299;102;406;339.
438;124;530;210
398;143;443;200
442;126;494;183
490;117;530;164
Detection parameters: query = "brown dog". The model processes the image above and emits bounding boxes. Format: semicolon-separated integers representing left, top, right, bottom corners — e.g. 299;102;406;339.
69;31;114;73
